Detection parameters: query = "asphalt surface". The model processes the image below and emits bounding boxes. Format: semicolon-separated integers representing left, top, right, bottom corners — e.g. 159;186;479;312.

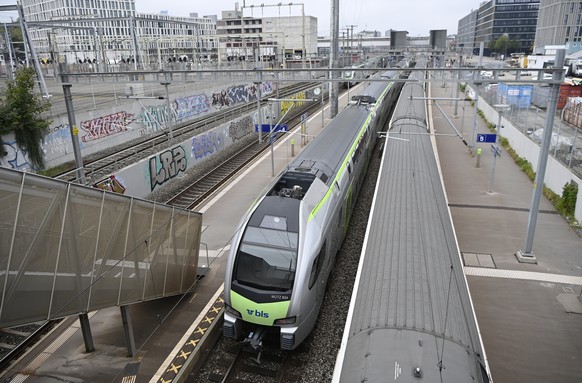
431;74;582;382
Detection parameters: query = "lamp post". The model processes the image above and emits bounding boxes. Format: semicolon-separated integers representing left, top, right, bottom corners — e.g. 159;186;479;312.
489;104;510;193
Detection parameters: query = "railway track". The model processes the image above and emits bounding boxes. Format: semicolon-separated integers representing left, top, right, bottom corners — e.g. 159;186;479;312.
0;321;59;375
164;88;327;210
166;139;265;209
203;339;305;383
54;82;316;184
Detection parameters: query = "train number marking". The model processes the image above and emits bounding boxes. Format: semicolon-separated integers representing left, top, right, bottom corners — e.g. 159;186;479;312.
394;361;401;379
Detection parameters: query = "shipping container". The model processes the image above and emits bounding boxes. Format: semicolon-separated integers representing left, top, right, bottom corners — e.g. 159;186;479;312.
532;83;582;109
497;83;533;108
558;84;582;109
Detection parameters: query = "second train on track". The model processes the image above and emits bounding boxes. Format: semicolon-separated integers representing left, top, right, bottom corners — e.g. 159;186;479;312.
222;58;413;350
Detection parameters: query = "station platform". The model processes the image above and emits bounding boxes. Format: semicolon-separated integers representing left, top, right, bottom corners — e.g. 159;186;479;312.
431;76;582;382
2;69;581;383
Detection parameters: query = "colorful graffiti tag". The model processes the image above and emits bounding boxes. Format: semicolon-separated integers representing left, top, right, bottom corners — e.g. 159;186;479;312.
93;175;127;194
211;82;273;109
80;111;135;143
192;131;224;159
0;141;31;170
228;116;254;142
42;124;75;157
139;105;168;133
149;145;187;191
280;91;307;116
175;94;211;121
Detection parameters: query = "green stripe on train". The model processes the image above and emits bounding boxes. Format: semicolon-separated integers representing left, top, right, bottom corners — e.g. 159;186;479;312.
308;81;395;221
230;290;291;326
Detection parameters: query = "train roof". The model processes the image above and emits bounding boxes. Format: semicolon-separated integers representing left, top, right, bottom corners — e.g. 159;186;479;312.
285;74;395;186
334;61;489;382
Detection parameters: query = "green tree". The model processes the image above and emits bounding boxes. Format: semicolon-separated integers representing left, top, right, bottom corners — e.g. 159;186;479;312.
0;67;51;170
491;34;521;56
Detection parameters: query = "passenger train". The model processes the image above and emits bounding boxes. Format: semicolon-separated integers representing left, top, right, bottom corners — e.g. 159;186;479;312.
341;56;391;88
223;58;413;351
332;57;492;382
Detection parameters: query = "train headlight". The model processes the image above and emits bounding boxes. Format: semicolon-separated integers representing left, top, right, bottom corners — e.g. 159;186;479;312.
274;316;296;325
225;304;241;318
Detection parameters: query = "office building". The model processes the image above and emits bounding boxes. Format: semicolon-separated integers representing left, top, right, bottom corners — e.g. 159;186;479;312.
535;0;582;53
457;9;478;54
457;0;540;55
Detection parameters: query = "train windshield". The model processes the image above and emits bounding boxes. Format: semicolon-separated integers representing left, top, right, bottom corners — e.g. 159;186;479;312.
234;219;298;291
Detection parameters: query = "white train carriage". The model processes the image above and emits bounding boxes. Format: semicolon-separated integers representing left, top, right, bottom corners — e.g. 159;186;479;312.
223;65;410;351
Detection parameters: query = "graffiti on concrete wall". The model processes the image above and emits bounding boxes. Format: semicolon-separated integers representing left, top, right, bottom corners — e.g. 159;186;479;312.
139;105;168;133
211;82;273;109
260;82;274;96
0;141;31;170
228;116;254;142
191;131;224;159
281;91;306;116
42;124;75;157
175;94;211;121
81;111;135;143
149;145;187;191
93;175;126;194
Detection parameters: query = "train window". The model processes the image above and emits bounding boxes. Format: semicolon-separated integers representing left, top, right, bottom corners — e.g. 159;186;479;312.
234;226;298;291
308;243;326;289
235;247;296;291
308;257;318;289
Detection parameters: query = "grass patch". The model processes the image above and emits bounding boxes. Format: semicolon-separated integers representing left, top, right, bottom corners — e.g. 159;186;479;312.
38;162;75;178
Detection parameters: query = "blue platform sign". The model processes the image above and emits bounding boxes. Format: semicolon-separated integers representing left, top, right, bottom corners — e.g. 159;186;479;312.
477;133;497;143
255;124;288;133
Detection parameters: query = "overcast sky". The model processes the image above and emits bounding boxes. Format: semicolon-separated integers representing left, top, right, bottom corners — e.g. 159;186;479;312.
135;0;474;36
0;0;476;36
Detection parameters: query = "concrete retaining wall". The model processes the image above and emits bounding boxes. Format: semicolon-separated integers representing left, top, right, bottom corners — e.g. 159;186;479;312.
0;80;273;171
479;99;582;223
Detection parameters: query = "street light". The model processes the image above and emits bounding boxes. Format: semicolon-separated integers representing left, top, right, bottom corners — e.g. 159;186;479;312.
489;104;510;193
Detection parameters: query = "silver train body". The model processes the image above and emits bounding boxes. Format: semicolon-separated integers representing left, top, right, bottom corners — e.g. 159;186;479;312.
223;60;412;350
332;57;492;382
341;56;392;88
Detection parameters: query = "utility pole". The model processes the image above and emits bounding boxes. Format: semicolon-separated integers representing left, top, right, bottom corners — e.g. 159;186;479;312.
516;49;566;264
346;25;357;61
60;64;86;184
330;0;339;118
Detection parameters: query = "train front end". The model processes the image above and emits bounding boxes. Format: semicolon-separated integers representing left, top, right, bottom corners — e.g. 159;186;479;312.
223;170;326;350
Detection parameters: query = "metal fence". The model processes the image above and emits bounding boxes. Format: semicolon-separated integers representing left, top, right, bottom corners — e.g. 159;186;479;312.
478;84;582;179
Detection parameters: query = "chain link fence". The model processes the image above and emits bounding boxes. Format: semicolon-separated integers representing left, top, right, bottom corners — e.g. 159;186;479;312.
478;83;582;179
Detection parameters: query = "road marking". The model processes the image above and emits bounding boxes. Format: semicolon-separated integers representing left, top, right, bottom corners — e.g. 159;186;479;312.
394;362;401;380
464;267;582;285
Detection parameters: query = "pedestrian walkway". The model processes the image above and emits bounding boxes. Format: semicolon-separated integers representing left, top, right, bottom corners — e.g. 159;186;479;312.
430;74;582;383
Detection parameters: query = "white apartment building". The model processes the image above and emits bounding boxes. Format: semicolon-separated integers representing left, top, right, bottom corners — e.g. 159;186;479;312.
216;7;317;67
19;0;216;67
